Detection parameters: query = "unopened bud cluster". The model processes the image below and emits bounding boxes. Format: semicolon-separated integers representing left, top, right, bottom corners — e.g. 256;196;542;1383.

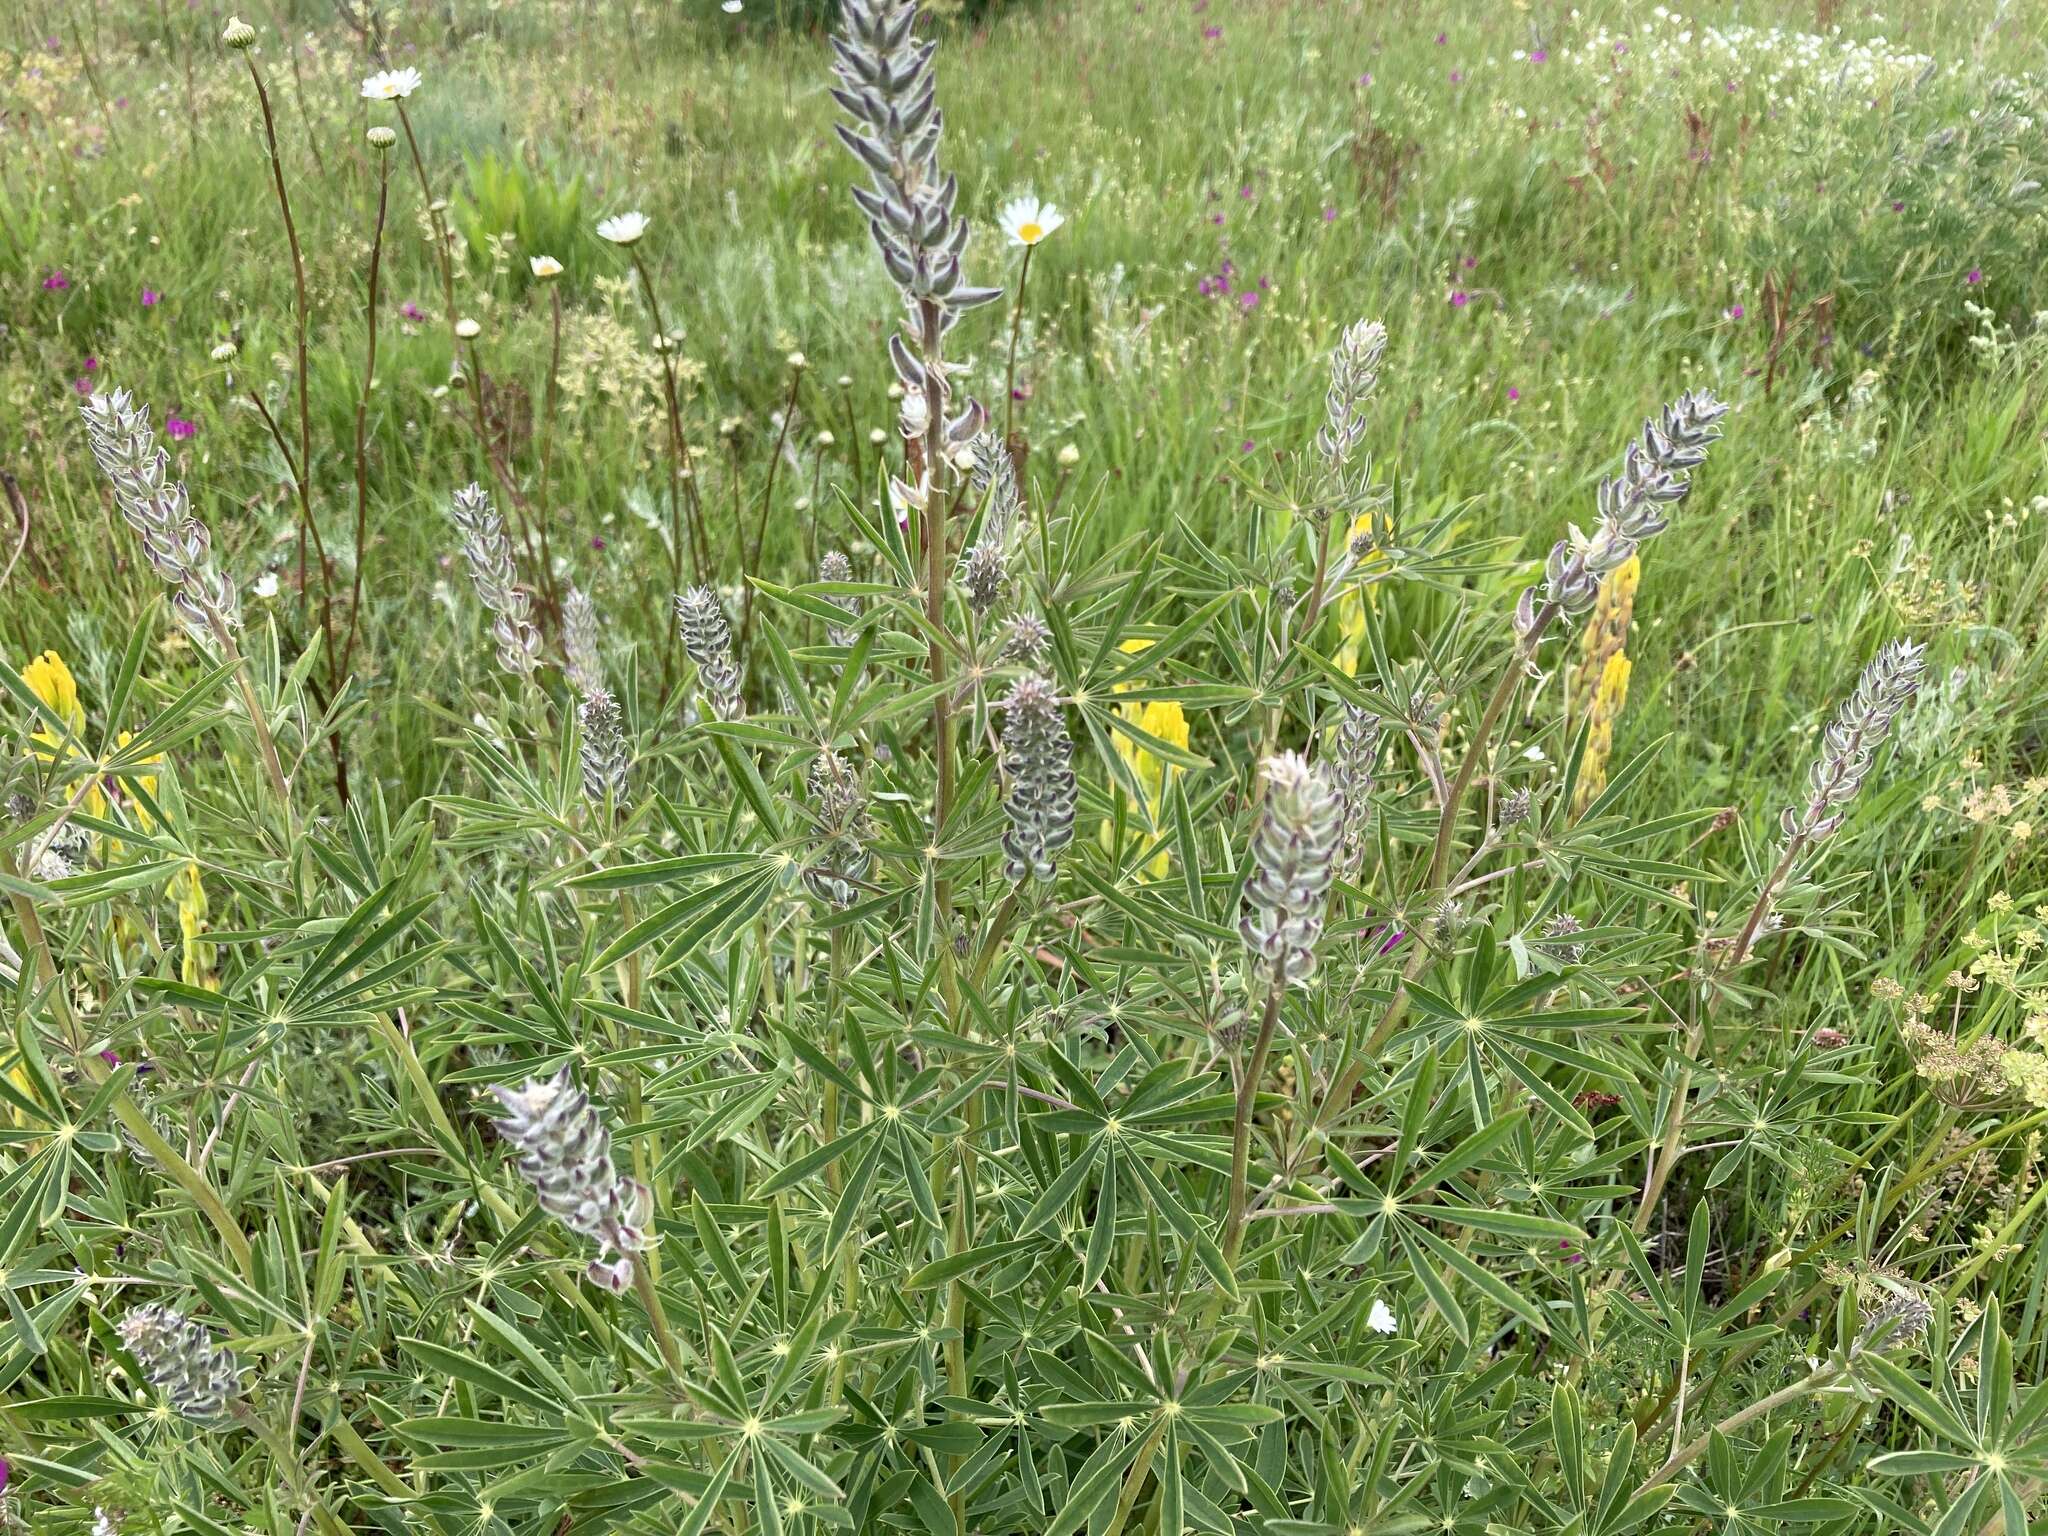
117;1304;242;1425
449;484;541;677
1516;390;1728;639
490;1069;651;1293
817;550;861;646
563;586;605;696
79;391;241;647
999;674;1076;883
804;749;873;907
1315;318;1387;474
1240;751;1342;985
674;586;745;721
1783;638;1926;846
578;690;631;810
1329;704;1381;876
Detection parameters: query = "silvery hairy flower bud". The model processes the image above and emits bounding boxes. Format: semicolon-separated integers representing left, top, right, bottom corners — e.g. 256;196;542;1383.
1002;611;1051;663
817;550;860;646
1241;751;1343;985
116;1304;242;1425
1498;786;1532;828
999;673;1076;883
674;586;745;721
969;432;1023;548
563;586;605;695
960;539;1006;618
1541;912;1587;964
79;391;241;647
1853;1290;1933;1354
490;1069;650;1293
578;689;631;810
449;483;541;678
804;749;873;907
1316;318;1387;474
1516;389;1729;639
1329;704;1381;876
1782;638;1926;846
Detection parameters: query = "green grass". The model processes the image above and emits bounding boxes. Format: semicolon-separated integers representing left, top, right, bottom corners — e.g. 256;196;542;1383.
4;1;2048;1531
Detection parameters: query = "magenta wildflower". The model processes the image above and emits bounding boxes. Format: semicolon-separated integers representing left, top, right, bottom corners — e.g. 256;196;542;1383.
1239;291;1260;312
141;287;160;308
74;376;92;395
1449;69;1463;83
1209;212;1224;226
1434;30;1446;44
1890;200;1905;212
1449;291;1469;308
1966;268;1983;285
1322;206;1338;222
166;415;197;440
1202;24;1220;37
83;356;97;372
591;535;607;551
1506;386;1520;402
1239;439;1255;453
43;270;69;291
1530;48;1547;63
1462;255;1477;269
401;300;426;321
1725;303;1744;319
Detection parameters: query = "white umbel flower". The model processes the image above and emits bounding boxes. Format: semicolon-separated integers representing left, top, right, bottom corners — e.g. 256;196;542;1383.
1367;1298;1398;1335
999;194;1065;247
596;211;651;246
529;254;563;280
359;66;422;100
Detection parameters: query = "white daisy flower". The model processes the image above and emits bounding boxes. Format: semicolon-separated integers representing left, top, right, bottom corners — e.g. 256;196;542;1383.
597;211;651;246
722;0;743;11
359;67;422;101
530;255;563;280
454;317;481;340
998;194;1065;247
1367;1298;1398;1335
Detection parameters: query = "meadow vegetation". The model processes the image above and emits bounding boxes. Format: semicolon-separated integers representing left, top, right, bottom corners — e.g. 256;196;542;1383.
3;1;2048;1532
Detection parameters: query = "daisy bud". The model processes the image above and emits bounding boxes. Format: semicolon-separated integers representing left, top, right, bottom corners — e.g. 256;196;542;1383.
1056;442;1080;467
366;125;397;150
1000;673;1077;883
1241;751;1342;985
221;16;257;48
117;1304;242;1425
454;317;482;340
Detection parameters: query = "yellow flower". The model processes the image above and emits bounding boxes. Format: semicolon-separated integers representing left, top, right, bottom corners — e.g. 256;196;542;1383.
176;862;215;989
1102;638;1190;878
23;649;85;735
18;649;161;835
1569;557;1639;726
1333;513;1392;677
1571;651;1631;820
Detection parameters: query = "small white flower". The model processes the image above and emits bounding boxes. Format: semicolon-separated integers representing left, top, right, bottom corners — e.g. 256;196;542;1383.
359;67;422;101
999;194;1065;247
722;0;743;11
210;340;239;362
1056;442;1080;467
454;317;482;340
1367;1298;1398;1335
530;255;563;280
252;571;280;599
597;211;651;246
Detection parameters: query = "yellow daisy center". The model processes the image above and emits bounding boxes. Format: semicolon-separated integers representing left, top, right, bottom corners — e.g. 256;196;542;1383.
1018;222;1043;243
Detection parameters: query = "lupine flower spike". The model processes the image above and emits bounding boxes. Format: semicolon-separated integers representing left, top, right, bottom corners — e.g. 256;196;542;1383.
999;674;1076;883
1329;705;1381;876
116;1304;242;1425
817;550;861;646
674;586;745;720
563;586;605;696
1783;638;1927;847
449;484;541;678
490;1069;650;1293
578;690;631;810
1241;751;1343;985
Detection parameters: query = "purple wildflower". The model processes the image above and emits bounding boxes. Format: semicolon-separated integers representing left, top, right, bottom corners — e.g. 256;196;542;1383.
43;270;69;291
166;415;197;440
1449;291;1469;308
141;287;160;308
1966;268;1983;285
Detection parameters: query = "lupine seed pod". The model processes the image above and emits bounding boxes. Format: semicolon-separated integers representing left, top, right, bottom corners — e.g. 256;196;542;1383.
563;586;605;696
490;1069;650;1293
1315;319;1388;475
449;483;541;678
79;391;241;647
1240;751;1343;985
116;1304;242;1425
804;749;873;907
1515;390;1728;640
578;689;631;810
1782;638;1927;846
674;586;745;721
999;673;1076;883
1328;704;1381;878
817;550;860;646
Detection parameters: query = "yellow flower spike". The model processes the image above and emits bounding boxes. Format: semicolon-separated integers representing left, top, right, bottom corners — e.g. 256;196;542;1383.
1571;651;1632;820
1569;557;1639;726
23;650;85;734
1101;638;1191;878
177;862;216;989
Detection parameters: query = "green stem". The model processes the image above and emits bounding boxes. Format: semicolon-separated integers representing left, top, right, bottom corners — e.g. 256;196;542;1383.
1223;970;1284;1267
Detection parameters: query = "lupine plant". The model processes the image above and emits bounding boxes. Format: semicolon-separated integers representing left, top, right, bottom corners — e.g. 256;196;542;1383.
4;3;2047;1535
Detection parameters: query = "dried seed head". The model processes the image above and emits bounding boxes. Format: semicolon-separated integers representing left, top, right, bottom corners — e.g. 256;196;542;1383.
79;391;241;647
449;483;541;678
1782;638;1926;845
674;586;745;721
563;586;605;696
999;673;1076;883
116;1304;242;1425
1516;389;1728;639
1241;751;1343;985
578;690;631;810
490;1069;650;1292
